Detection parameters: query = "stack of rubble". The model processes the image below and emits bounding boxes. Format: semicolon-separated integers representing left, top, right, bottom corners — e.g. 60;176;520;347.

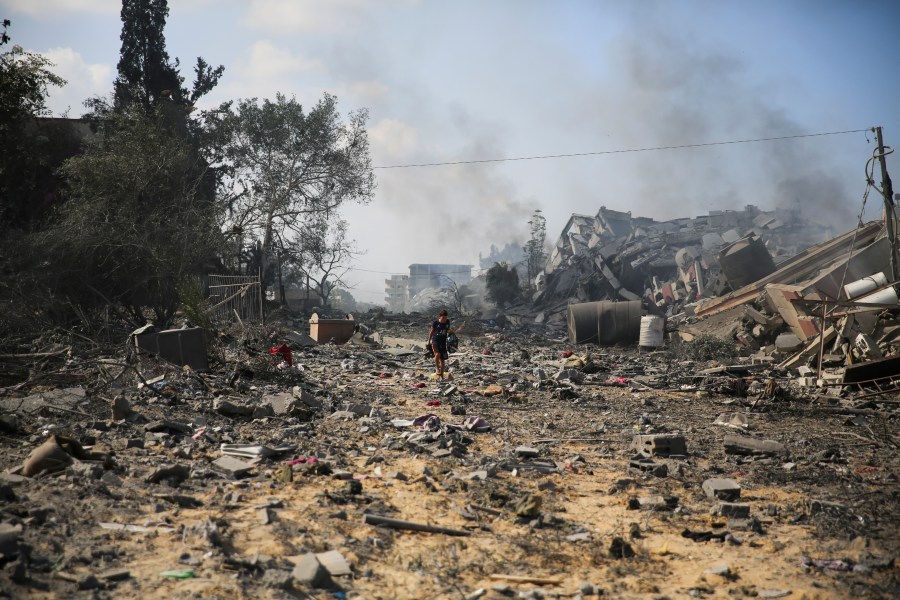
535;204;842;316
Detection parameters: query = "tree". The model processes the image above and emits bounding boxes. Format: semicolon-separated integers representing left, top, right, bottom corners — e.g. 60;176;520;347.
524;209;547;287
113;0;222;118
485;262;521;309
217;93;376;289
282;216;359;308
49;106;225;324
0;19;68;230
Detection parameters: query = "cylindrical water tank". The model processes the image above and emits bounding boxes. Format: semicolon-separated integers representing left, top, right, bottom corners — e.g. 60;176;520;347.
844;272;898;305
718;235;777;289
567;300;642;345
639;315;665;348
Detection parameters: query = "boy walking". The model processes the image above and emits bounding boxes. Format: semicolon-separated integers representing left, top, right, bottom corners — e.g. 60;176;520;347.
428;309;452;378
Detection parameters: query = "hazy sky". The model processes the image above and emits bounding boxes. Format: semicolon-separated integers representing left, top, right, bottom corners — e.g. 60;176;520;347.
5;0;900;304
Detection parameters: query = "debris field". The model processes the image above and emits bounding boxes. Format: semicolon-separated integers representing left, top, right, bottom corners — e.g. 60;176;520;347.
1;309;898;600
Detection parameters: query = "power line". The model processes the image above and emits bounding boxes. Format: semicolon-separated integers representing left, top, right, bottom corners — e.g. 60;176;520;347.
348;266;489;276
372;128;871;170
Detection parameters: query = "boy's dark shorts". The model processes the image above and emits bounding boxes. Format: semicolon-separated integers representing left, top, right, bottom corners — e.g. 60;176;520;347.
432;335;448;359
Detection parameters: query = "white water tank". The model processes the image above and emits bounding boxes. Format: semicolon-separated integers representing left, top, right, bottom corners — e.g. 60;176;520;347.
639;315;665;348
844;272;898;305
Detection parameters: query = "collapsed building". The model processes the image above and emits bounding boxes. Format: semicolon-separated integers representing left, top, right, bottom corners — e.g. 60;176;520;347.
535;204;836;313
529;203;900;391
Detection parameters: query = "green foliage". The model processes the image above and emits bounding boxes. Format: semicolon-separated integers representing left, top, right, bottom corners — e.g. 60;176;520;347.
217;92;375;289
113;0;222;117
0;19;69;231
48;106;225;325
0;20;65;123
177;277;213;342
485;262;521;308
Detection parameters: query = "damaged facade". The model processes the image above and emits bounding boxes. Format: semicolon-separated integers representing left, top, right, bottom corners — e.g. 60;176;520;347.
531;202;900;394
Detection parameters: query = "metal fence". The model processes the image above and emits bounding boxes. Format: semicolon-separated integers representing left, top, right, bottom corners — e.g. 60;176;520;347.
207;273;264;325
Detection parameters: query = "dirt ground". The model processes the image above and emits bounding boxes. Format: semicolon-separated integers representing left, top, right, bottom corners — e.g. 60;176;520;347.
0;316;898;599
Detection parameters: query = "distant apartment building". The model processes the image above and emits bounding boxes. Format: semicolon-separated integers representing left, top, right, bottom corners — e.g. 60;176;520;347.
384;274;409;312
407;264;473;298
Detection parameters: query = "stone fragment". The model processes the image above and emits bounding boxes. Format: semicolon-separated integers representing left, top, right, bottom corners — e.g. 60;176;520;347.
0;483;16;502
111;395;130;420
77;574;102;590
515;445;540;458
343;480;363;495
291;553;330;588
712;502;750;519
704;563;731;577
212;456;254;478
145;420;191;434
609;536;635;558
99;569;131;582
261;569;293;589
292;386;323;409
702;478;741;501
146;464;190;486
343;402;372;417
315;550;351;576
213;398;253;417
632;434;687;457
724;435;785;456
327;410;358;421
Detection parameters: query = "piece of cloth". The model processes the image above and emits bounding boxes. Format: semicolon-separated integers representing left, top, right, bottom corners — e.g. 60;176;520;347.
268;344;293;366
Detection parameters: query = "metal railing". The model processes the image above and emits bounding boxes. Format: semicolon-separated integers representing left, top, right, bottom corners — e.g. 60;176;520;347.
207;273;264;325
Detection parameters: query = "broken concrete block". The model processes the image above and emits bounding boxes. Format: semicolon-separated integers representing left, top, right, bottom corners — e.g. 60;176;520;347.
342;403;372;417
214;398;253;418
262;392;293;415
724;435;785;456
712;502;751;519
292;386;323;409
212;456;254;478
702;478;741;501
774;333;803;352
146;464;190;486
134;326;208;370
111;396;130;420
632;434;687;457
515;445;540;458
315;550;351;576
291;553;330;588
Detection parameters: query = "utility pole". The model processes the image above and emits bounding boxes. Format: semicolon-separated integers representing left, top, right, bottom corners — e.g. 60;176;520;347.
875;126;897;282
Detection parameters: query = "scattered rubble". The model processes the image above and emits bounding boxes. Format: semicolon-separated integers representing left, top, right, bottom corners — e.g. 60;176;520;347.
2;208;900;598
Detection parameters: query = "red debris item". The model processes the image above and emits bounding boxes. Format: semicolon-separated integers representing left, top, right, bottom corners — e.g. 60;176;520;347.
425;400;442;407
269;344;293;366
285;457;318;466
410;383;426;389
558;350;574;358
608;376;630;385
481;348;492;355
377;372;392;379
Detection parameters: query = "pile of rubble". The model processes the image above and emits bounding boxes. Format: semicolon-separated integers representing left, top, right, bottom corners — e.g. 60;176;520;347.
0;304;897;598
